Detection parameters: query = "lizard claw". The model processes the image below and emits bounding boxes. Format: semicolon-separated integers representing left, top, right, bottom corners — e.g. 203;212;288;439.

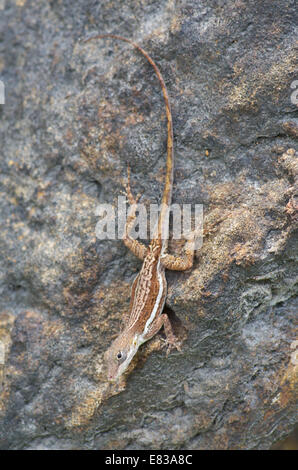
125;165;141;205
160;336;182;356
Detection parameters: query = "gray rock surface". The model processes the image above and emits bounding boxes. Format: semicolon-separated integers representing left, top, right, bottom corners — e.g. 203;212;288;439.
0;0;297;449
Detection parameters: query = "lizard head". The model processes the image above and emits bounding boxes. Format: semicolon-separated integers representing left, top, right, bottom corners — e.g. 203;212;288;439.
104;331;140;381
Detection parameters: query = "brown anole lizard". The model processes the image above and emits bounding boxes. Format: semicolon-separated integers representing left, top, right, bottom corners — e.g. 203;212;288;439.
84;34;197;381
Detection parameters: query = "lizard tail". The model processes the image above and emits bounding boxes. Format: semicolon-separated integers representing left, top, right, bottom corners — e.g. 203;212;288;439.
83;34;174;240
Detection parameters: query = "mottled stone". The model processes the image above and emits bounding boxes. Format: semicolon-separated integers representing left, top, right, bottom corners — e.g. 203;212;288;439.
0;0;297;450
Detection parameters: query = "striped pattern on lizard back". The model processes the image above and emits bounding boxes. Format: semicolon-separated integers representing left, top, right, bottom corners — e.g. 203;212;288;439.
126;240;167;337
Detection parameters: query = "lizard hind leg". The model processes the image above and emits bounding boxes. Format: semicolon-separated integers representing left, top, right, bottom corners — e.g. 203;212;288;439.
126;164;141;206
122;164;148;260
160;234;199;271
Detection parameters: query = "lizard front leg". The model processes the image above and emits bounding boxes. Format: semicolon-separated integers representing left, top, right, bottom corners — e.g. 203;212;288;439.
142;309;183;353
122;165;147;260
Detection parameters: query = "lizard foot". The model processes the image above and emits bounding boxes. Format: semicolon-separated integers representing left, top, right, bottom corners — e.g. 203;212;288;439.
126;164;141;206
160;334;182;356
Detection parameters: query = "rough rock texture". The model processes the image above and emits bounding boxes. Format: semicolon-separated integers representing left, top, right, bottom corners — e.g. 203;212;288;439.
0;0;297;450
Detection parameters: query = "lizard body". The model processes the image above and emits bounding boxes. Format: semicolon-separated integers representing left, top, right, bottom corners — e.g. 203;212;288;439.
84;34;197;381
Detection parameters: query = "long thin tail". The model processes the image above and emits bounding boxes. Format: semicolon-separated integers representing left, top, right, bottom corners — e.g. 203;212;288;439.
83;34;174;240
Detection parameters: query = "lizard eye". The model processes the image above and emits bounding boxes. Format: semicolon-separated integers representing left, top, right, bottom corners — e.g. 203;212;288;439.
116;351;126;362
